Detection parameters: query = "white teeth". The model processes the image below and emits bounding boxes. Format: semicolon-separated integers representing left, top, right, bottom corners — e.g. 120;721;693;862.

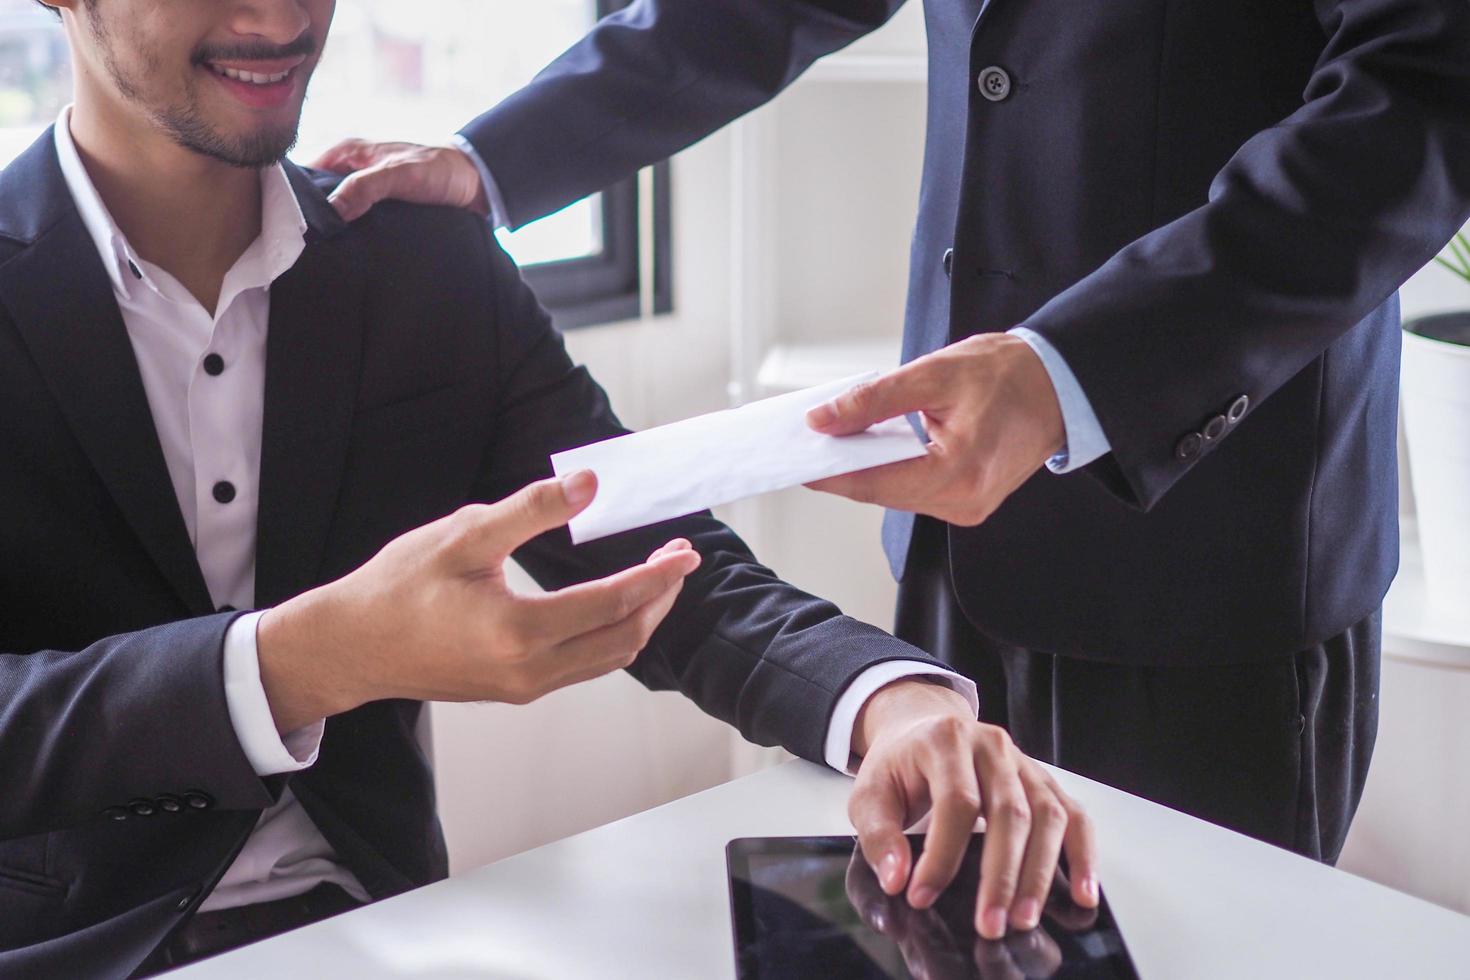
210;64;291;85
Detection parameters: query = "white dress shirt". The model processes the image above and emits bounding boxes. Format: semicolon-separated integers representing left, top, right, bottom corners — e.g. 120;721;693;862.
56;106;976;913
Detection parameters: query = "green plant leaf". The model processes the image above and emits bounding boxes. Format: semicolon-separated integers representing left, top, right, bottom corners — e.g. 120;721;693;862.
1436;255;1470;285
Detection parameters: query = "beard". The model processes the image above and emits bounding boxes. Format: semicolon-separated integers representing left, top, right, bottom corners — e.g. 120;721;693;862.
86;9;310;169
154;102;300;169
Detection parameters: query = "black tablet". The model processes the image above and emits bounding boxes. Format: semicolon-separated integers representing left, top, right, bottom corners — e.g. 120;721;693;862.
727;835;1139;979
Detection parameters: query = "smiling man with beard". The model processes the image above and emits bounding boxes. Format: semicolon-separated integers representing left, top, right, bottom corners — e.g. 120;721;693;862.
0;1;1098;975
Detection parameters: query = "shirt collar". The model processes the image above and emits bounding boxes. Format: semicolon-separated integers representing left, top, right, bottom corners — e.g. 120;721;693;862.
53;105;309;308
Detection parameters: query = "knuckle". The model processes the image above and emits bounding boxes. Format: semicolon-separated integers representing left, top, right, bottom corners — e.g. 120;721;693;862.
1031;797;1067;828
978;725;1013;755
995;797;1032;828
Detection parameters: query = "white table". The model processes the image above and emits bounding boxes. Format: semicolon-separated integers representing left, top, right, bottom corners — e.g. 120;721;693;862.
178;760;1470;979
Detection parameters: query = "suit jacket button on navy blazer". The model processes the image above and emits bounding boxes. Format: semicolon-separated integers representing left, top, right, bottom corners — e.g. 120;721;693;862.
1228;395;1250;423
183;791;214;811
942;248;954;278
978;66;1012;102
1175;432;1204;461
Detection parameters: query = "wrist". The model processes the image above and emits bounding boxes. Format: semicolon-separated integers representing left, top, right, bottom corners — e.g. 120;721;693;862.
256;586;366;734
852;678;974;758
996;333;1066;459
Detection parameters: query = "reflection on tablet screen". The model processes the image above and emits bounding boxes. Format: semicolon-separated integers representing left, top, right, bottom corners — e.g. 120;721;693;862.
726;834;1138;980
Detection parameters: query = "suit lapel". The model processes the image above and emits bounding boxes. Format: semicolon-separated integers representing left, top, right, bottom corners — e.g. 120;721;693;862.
254;164;369;607
0;195;215;615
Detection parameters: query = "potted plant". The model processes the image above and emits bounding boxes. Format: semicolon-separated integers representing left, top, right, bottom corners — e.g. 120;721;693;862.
1401;229;1470;612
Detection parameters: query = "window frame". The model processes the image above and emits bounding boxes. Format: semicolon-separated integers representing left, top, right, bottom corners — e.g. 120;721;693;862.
518;0;673;330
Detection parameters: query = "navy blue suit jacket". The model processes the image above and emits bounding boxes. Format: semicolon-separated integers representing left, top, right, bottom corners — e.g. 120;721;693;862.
0;130;941;977
461;0;1470;664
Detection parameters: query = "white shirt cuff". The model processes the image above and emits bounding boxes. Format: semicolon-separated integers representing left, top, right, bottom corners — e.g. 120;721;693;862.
1008;326;1112;473
222;611;324;776
450;133;511;230
824;661;980;775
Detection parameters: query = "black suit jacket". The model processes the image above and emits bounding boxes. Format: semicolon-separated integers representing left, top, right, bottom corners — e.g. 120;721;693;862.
461;0;1470;664
0;130;941;977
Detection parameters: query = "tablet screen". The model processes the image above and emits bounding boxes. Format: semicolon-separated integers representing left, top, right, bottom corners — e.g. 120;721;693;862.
727;835;1138;980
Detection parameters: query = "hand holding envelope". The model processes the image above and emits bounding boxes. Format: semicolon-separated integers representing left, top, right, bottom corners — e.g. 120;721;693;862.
550;372;928;543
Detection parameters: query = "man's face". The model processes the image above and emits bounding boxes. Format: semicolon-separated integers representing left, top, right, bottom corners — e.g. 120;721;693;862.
68;0;335;168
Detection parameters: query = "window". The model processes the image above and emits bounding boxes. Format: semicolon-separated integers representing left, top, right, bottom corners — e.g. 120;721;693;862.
0;0;670;328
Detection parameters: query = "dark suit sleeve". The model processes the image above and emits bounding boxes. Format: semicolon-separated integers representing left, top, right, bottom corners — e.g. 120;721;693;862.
458;0;903;229
0;614;277;840
467;232;943;765
1021;0;1470;508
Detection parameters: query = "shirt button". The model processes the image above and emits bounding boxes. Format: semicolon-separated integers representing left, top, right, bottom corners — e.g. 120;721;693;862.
203;353;225;376
127;260;143;280
212;481;237;504
978;66;1012;102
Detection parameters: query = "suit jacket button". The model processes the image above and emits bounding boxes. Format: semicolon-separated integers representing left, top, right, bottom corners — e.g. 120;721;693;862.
156;794;183;814
1228;394;1250;423
128;798;156;817
1201;414;1228;443
102;806;130;822
1175;432;1203;460
943;248;954;278
184;791;214;811
978;66;1012;101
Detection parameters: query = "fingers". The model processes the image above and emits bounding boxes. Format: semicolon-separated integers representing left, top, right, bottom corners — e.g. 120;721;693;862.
444;472;598;571
524;542;700;645
1055;781;1100;909
806;363;941;436
328;163;409;223
539;564;690;688
848;771;915;898
907;737;983;910
971;728;1030;940
805;452;943;511
1007;763;1069;931
309;137;379;173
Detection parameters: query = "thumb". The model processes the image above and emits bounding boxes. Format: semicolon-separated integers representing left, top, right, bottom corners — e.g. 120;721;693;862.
806;365;935;437
447;471;598;571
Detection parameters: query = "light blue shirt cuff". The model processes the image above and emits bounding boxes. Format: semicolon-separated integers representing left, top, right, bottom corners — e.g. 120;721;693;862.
1008;326;1111;473
450;133;511;230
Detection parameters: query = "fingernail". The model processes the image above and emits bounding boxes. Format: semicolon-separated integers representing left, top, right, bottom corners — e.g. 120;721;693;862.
807;403;836;429
1014;898;1041;930
909;885;937;908
981;907;1008;939
562;470;596;505
880;851;901;891
1081;876;1099;905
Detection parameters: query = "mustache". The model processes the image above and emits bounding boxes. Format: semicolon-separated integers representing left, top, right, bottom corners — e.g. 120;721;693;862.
192;34;316;65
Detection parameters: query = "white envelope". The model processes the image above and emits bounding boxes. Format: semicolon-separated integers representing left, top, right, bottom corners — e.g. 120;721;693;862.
550;372;928;543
